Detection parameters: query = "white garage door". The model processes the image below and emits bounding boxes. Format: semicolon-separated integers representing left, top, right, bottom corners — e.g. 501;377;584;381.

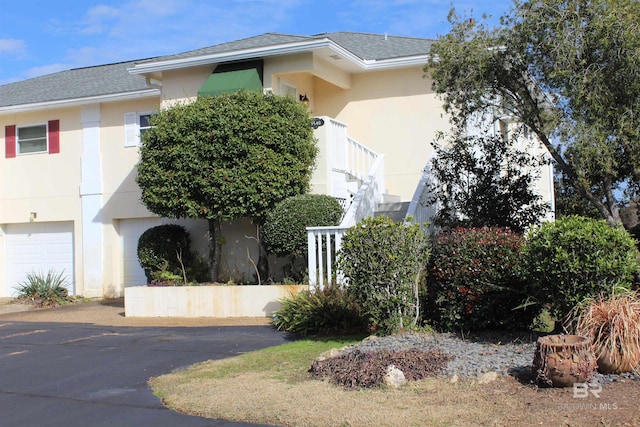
5;222;75;297
120;218;161;287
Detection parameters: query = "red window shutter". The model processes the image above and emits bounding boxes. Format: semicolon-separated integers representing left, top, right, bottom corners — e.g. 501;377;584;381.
48;120;60;154
5;125;16;158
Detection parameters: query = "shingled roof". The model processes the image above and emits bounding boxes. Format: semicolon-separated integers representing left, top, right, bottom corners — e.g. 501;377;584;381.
0;60;156;108
0;32;435;108
150;32;435;63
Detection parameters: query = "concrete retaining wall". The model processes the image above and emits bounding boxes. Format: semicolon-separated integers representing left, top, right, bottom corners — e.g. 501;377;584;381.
124;285;308;318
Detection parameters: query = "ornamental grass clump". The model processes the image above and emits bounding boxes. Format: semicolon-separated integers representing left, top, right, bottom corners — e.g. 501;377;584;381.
14;270;73;307
272;284;367;336
572;290;640;374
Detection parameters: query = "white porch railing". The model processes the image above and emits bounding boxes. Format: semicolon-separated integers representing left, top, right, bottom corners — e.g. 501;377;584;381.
405;158;437;232
326;118;378;181
306;226;345;290
307;152;386;290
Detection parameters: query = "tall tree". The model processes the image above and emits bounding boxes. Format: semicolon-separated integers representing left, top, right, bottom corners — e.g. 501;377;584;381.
136;91;317;281
428;131;550;233
427;0;640;226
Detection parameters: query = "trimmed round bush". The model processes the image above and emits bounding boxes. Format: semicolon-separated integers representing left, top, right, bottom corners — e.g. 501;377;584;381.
138;224;208;283
337;216;430;335
426;227;534;331
262;194;343;259
523;216;640;320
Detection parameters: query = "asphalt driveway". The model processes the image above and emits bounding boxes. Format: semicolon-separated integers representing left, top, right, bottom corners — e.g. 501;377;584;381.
0;302;288;426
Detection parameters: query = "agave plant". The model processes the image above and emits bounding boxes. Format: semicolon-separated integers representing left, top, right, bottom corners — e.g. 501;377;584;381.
572;290;640;374
14;270;73;307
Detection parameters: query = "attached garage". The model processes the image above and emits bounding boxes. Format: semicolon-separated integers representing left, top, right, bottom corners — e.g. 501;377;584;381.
5;222;75;297
120;218;161;287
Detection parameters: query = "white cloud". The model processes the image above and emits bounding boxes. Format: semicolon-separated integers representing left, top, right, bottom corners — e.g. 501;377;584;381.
78;5;121;35
0;39;27;56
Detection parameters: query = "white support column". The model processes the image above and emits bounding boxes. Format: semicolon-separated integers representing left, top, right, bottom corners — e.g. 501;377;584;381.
80;104;104;297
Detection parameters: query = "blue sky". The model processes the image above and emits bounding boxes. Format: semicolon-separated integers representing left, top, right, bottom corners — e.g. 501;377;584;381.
0;0;515;85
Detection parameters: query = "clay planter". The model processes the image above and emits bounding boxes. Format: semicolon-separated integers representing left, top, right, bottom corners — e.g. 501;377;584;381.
533;334;596;387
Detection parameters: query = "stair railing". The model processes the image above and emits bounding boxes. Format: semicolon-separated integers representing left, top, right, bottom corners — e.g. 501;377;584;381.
307;154;386;290
405;159;437;232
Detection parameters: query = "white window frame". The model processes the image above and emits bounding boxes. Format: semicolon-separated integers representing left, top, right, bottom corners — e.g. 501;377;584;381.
17;122;48;155
124;111;155;147
279;77;298;99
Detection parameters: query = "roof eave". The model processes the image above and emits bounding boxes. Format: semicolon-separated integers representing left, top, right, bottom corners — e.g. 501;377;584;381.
128;38;431;74
0;88;160;114
363;55;432;70
128;39;337;74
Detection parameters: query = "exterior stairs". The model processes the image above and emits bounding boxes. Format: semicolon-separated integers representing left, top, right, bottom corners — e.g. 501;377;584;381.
374;194;410;222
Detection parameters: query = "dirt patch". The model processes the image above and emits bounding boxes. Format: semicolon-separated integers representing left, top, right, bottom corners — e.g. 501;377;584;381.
0;298;271;327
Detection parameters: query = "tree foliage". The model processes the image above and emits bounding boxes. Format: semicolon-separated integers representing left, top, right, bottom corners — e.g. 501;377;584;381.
427;0;640;226
428;132;549;232
136;91;317;281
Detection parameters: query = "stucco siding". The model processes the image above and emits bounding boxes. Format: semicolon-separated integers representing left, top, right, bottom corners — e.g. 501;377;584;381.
313;67;449;200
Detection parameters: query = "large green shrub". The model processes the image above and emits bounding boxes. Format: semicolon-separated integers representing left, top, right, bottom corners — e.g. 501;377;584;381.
137;224;209;284
337;216;430;335
272;285;367;336
523;216;640;320
425;227;534;331
262;194;343;280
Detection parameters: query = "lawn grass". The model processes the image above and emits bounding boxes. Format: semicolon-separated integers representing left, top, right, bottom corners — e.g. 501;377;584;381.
149;332;640;427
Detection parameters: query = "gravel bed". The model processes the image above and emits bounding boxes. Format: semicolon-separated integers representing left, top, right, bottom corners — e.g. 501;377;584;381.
350;331;640;384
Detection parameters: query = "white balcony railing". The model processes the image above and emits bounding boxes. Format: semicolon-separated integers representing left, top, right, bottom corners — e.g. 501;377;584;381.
307;119;385;289
326;118;378;182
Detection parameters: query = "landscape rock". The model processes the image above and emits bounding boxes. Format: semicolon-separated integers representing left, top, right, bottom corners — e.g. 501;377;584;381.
383;364;407;388
315;345;353;362
477;371;499;384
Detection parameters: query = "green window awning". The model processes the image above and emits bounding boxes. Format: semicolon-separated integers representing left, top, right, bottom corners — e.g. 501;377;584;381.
197;68;263;97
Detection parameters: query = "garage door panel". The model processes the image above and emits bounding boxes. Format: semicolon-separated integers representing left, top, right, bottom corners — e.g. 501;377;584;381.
120;218;161;287
5;222;75;297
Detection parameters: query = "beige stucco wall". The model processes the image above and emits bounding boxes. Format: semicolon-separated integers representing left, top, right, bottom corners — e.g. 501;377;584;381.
0;107;84;295
159;65;212;107
0;107;83;222
100;98;159;204
312;67;449;200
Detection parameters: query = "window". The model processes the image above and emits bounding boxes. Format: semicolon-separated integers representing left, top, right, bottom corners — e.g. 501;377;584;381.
5;120;59;158
279;78;298;99
139;114;152;137
124;111;154;147
18;124;47;154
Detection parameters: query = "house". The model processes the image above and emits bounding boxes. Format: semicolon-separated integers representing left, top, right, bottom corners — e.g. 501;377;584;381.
0;32;555;298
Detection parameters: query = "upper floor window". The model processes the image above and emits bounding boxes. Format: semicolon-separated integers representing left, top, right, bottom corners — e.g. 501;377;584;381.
4;120;59;158
124;111;154;147
139;114;152;137
18;124;47;154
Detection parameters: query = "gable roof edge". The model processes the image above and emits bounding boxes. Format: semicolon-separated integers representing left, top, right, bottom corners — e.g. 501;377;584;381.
129;39;353;74
0;88;160;114
129;37;430;75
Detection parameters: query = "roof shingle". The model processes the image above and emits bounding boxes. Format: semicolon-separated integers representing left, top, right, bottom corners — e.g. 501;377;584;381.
0;32;435;108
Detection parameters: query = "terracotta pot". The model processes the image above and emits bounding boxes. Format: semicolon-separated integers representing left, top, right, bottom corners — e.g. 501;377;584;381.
533;334;596;387
596;342;640;374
